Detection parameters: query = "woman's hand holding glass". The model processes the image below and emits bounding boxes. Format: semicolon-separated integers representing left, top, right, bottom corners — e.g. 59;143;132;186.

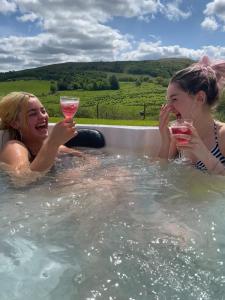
174;122;211;163
170;120;213;164
48;118;77;148
57;96;79;143
170;119;193;162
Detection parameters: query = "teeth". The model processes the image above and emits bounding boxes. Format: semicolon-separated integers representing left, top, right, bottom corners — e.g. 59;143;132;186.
36;124;47;128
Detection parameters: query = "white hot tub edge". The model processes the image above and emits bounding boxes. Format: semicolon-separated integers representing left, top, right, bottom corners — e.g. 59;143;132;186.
0;124;161;156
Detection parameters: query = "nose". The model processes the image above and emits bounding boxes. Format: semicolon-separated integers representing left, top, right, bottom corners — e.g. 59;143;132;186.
166;101;174;109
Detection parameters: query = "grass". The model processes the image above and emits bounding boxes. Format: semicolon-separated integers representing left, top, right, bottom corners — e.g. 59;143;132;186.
0;80;165;124
0;80;50;96
49;117;159;126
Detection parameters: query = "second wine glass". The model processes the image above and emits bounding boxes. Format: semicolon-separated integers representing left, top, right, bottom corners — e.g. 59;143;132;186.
60;96;79;119
170;118;193;163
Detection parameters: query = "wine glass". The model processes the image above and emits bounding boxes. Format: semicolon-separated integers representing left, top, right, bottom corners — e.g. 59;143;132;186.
60;96;79;119
170;118;193;163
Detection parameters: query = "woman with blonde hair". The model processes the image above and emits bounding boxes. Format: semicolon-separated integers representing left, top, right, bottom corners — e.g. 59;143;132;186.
0;91;80;184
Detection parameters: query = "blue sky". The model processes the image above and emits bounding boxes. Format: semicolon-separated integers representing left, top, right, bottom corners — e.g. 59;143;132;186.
0;0;225;72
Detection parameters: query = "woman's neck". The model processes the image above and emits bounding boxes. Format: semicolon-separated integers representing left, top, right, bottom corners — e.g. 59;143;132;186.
193;112;214;140
22;139;44;157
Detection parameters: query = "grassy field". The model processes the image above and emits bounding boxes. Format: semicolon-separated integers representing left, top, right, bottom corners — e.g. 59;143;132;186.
50;117;159;126
1;79;225;124
0;80;50;95
0;79;166;124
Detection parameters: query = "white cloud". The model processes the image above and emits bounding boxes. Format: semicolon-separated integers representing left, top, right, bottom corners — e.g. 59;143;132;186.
203;0;225;31
14;0;163;22
163;0;191;21
0;0;17;14
17;12;39;22
120;40;225;62
204;0;225;18
0;0;219;72
201;16;219;30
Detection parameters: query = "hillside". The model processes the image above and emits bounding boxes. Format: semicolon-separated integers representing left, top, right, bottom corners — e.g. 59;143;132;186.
0;58;194;81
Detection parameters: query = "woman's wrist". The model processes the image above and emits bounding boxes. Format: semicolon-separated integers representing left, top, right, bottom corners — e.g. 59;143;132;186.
46;133;61;148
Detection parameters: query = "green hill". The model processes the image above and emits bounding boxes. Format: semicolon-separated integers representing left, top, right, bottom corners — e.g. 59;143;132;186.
0;58;202;123
0;58;194;81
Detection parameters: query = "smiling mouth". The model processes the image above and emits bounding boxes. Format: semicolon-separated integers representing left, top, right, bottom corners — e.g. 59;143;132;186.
35;123;48;130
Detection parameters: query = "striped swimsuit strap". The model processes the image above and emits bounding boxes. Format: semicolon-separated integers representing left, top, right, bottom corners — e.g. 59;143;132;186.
195;121;225;170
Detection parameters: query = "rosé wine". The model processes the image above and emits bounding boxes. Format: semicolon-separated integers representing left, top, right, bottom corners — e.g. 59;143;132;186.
171;126;192;144
60;97;79;119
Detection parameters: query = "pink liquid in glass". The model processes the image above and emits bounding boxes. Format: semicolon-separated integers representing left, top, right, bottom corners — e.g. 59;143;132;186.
61;101;79;118
171;126;192;144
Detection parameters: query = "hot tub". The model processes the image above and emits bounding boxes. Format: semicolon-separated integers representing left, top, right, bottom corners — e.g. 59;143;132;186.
0;125;225;300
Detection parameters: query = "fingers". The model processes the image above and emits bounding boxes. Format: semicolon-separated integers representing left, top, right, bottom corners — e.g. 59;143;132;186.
160;104;174;120
173;133;192;147
63;118;76;129
60;119;77;137
63;118;74;125
160;103;171;115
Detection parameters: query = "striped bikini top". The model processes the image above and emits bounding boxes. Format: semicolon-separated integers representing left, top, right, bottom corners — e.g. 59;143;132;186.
195;121;225;171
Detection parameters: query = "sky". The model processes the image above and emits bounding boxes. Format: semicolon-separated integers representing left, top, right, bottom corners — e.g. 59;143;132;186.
0;0;225;72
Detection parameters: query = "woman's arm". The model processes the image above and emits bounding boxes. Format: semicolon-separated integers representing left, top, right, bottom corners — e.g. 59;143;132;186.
30;119;77;172
58;145;84;157
176;123;225;175
206;123;225;175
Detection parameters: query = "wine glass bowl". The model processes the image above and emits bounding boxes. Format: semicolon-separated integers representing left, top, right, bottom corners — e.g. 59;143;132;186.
60;96;79;119
170;118;193;163
170;119;192;144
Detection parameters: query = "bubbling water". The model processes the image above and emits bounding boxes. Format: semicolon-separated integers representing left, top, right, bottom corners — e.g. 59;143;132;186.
0;150;225;300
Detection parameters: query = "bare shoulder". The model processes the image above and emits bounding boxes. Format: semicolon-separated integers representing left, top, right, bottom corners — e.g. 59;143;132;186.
217;121;225;153
1;139;27;151
0;140;29;165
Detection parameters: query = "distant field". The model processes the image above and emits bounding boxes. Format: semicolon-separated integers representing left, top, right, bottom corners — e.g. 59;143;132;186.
0;80;166;122
0;80;50;96
50;117;159;126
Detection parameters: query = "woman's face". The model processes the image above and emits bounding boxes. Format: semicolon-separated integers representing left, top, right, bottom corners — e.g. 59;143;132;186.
166;83;196;119
19;96;49;142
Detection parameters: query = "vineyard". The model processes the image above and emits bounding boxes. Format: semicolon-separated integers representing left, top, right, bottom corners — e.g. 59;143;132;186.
1;79;225;122
0;80;166;120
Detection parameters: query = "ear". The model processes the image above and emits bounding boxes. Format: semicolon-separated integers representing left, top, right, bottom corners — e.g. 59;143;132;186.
196;90;206;104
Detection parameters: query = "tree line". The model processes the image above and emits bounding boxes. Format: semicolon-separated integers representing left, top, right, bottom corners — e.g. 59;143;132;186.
49;72;120;93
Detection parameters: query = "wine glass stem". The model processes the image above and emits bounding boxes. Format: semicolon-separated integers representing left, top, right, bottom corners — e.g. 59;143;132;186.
179;150;184;160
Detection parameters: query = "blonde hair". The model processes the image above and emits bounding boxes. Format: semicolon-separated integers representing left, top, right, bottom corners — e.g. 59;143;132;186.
0;91;35;139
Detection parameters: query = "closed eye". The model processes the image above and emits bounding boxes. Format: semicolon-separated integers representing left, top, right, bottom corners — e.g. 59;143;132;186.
28;112;37;117
167;98;177;104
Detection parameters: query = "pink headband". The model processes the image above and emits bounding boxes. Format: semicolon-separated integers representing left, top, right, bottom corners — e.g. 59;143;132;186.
198;55;225;91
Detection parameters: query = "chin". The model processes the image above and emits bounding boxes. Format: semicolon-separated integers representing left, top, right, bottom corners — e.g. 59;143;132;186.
35;130;48;141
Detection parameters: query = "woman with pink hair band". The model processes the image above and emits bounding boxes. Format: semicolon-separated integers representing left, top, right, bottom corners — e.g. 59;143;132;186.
159;56;225;175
